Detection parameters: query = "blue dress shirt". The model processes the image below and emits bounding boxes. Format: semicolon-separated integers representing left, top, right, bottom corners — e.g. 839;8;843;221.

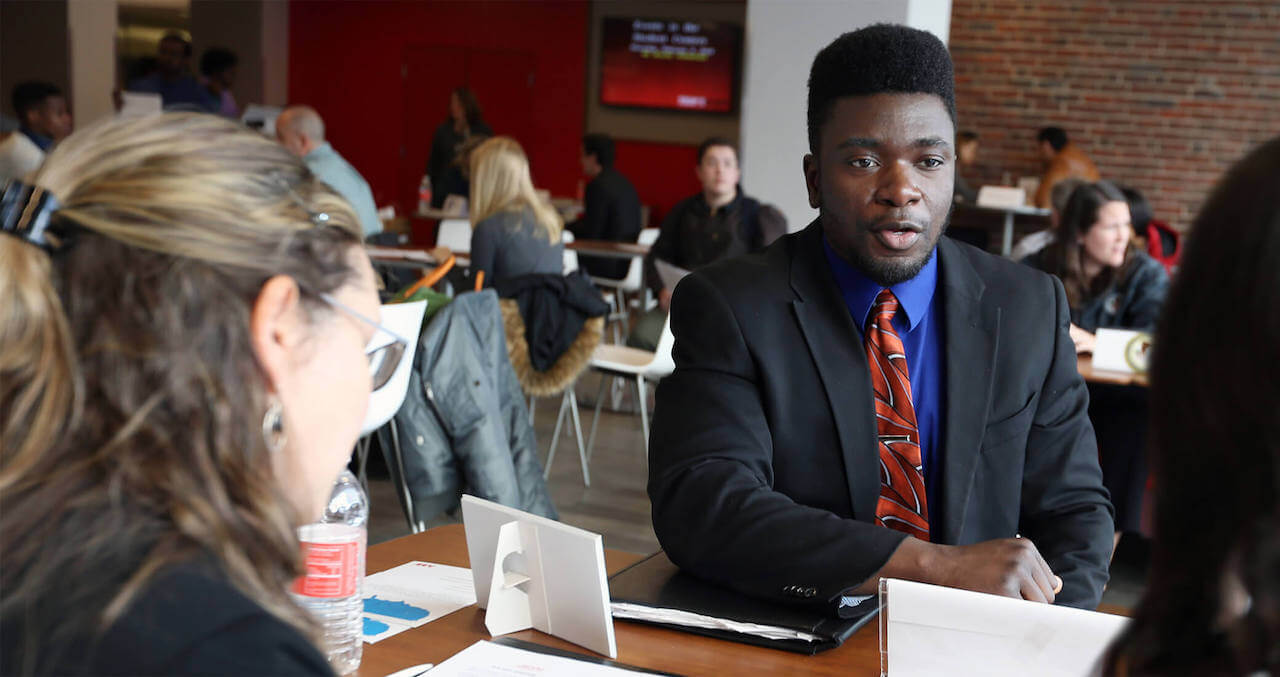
823;239;946;532
19;127;52;152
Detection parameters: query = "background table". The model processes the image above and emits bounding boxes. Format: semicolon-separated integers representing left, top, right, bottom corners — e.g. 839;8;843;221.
1078;354;1149;387
359;524;881;676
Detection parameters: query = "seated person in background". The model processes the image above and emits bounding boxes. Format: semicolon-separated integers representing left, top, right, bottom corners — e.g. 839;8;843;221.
645;137;787;309
627;137;785;350
0;113;381;675
199;47;240;118
456;136;564;287
277;105;382;239
427;87;492;210
1105;135;1280;676
1023;181;1168;550
127;33;218;112
649;24;1113;613
567;133;641;280
1032;126;1099;208
0;81;72;181
1023;180;1168;354
1119;184;1180;275
952;130;980;204
1009;176;1086;261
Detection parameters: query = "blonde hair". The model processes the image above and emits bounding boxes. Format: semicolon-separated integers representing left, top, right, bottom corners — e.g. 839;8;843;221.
469;136;562;243
0;113;362;673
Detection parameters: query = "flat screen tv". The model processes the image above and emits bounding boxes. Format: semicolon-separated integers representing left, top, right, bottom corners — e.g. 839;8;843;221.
599;17;740;114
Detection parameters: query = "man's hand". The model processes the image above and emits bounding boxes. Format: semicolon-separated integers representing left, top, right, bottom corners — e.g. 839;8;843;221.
872;537;1062;603
430;245;452;262
658;287;673;312
1068;323;1095;354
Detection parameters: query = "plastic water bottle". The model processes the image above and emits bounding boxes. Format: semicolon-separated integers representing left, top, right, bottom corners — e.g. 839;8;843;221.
292;470;368;675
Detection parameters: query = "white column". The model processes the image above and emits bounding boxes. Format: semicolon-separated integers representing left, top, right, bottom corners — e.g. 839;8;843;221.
67;0;118;127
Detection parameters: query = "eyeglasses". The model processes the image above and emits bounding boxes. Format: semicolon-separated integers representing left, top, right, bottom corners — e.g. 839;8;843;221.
318;293;410;391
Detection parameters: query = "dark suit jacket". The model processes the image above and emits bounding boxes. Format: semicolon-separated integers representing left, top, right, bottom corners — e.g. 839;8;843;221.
648;221;1114;611
568;167;641;279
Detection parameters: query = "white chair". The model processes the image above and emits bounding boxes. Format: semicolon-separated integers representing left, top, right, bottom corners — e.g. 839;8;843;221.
561;229;579;274
354;301;427;505
591;227;660;340
436;218;472;254
585;312;675;458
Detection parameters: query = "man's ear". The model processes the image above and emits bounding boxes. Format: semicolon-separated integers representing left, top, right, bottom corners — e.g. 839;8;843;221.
250;275;304;395
803;153;821;209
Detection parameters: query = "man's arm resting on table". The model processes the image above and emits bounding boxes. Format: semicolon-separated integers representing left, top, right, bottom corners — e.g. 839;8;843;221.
848;535;1062;604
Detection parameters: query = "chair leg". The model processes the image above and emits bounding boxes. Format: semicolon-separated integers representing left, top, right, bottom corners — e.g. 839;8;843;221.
387;422;424;534
636;375;650;458
355;436;371;492
587;373;608;461
545;391;570;480
568;388;589;486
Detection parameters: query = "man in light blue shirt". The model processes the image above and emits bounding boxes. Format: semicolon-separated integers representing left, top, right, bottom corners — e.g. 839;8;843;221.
276;105;381;238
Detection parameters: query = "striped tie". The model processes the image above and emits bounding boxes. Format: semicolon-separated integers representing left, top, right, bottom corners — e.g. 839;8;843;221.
865;289;930;541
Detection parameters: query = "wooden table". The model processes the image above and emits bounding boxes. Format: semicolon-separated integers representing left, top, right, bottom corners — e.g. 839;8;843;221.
568;239;650;261
359;524;880;676
1077;354;1149;387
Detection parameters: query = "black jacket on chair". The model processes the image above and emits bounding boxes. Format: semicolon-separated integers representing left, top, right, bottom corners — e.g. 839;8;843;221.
495;272;610;372
648;221;1114;613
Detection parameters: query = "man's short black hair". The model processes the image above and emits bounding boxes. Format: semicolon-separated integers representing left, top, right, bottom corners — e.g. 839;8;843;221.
583;133;615;168
697;136;737;165
160;32;192;56
1038;127;1068;151
12;81;63;121
200;47;238;78
807;24;956;152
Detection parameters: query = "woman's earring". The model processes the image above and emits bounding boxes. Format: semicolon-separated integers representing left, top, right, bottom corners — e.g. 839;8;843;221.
262;398;286;453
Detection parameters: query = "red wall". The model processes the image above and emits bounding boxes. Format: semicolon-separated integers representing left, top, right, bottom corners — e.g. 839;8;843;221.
289;0;589;213
614;140;701;228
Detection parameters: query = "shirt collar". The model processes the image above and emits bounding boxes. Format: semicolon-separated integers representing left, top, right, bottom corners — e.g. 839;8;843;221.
822;236;938;332
304;141;334;160
19;127;53;152
697;187;741;216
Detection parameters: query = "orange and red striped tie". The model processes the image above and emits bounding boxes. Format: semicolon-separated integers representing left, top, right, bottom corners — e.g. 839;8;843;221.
865;289;930;541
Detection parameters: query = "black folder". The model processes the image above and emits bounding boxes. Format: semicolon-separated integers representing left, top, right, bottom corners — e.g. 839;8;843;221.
607;551;879;655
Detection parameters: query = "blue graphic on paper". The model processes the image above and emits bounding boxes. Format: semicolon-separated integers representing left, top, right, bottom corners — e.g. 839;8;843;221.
363;617;390;636
364;595;430;621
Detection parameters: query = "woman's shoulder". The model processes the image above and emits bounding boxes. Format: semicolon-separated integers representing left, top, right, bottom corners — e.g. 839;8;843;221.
97;561;333;676
1122;251;1168;287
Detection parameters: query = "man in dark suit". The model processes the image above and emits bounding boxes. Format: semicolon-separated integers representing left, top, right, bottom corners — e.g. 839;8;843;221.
568;133;641;280
649;25;1113;612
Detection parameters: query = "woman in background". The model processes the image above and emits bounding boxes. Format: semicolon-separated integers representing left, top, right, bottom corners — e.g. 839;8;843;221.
1106;136;1280;675
0;113;388;675
452;136;563;288
1025;179;1169;552
1026;180;1168;353
427;86;492;209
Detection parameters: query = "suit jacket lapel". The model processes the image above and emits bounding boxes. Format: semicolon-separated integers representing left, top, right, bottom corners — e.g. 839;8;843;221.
936;237;999;543
788;221;881;522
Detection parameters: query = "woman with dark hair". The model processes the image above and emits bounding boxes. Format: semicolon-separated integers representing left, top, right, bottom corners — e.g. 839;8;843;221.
1025;180;1168;353
427;86;493;209
1025;180;1169;550
0;113;393;675
1105;136;1280;675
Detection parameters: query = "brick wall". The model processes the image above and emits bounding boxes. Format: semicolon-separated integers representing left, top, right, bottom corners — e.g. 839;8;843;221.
949;0;1280;231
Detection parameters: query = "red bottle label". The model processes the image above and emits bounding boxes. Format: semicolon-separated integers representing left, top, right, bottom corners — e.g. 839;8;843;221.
292;540;359;598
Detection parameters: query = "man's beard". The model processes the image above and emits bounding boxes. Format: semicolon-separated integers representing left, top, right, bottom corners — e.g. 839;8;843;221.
838;204;952;287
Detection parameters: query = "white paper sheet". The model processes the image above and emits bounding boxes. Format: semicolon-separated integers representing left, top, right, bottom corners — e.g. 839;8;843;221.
361;561;477;644
428;640;641;676
882;579;1128;676
610;602;822;642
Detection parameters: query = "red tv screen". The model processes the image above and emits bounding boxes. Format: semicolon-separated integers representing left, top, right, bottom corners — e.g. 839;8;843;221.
600;17;739;113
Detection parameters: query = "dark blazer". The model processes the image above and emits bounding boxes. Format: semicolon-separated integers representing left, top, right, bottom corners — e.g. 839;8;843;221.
648;220;1114;612
568;167;642;280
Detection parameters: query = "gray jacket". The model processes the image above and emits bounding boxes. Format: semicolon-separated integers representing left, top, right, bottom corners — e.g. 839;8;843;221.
378;290;557;522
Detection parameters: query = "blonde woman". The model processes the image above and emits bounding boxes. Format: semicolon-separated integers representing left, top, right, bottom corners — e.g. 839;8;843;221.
437;136;563;288
0;114;394;675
